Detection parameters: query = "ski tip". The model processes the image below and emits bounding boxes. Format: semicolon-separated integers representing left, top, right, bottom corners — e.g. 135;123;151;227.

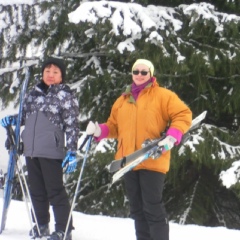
191;110;207;128
111;179;117;185
202;110;207;118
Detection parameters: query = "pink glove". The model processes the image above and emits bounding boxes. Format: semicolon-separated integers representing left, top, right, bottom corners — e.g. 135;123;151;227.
166;127;183;145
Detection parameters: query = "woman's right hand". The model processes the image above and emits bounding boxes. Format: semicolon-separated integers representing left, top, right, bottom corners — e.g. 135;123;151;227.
86;121;101;137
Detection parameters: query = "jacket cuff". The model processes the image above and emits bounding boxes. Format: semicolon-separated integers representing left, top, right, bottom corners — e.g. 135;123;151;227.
95;124;109;142
166;127;183;145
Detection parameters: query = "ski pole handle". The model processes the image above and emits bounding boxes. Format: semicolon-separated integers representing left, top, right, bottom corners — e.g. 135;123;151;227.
78;135;91;151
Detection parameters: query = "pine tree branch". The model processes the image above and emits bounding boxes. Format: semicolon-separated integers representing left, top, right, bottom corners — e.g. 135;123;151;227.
189;39;238;53
206;75;240;80
61;52;107;58
78;183;110;201
179;178;200;225
160;73;194;78
160;73;240;80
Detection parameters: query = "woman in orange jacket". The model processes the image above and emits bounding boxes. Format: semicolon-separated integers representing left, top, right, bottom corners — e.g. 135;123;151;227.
86;59;192;240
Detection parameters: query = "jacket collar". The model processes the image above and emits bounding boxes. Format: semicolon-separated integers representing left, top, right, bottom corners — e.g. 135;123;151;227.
36;82;70;94
122;77;158;102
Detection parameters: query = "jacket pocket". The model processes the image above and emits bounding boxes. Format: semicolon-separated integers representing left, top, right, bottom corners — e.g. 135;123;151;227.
54;131;64;148
54;132;59;147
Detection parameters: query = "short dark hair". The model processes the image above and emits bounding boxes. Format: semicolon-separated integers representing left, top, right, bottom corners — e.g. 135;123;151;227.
42;57;66;82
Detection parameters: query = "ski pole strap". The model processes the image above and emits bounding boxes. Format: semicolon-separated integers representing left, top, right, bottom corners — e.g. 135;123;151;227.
120;157;127;168
5;126;24;154
5;126;15;147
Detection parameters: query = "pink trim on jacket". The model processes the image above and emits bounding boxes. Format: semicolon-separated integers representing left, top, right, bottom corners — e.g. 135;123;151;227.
95;124;109;142
166;127;183;145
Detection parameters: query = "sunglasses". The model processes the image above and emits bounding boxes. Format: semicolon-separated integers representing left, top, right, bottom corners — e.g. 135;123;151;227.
132;70;149;76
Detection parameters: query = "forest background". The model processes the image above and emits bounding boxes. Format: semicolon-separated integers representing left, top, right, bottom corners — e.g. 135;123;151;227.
0;0;240;230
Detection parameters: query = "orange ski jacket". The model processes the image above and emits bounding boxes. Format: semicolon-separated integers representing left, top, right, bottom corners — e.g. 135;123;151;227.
105;78;192;174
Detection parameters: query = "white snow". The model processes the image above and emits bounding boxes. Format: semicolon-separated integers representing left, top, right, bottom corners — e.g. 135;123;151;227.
67;1;240;57
220;160;240;188
1;197;240;240
1;0;240;239
0;0;34;5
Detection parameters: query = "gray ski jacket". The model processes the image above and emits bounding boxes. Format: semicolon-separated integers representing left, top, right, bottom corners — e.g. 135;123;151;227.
21;82;80;159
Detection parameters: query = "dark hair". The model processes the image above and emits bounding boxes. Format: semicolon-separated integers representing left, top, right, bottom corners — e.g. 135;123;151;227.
42;57;66;82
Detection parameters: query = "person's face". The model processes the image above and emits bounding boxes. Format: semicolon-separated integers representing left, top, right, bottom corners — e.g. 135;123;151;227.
132;64;151;86
43;64;62;86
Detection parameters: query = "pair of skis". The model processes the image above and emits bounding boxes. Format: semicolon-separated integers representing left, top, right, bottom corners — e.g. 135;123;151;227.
108;111;207;184
0;67;35;234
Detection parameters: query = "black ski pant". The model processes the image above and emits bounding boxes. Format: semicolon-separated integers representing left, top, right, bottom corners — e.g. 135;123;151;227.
26;157;73;232
124;170;168;240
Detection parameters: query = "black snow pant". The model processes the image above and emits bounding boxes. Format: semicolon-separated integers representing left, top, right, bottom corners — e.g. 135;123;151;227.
26;157;73;232
124;170;169;240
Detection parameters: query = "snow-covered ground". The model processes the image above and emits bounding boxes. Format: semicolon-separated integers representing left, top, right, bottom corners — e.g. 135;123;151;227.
1;197;240;240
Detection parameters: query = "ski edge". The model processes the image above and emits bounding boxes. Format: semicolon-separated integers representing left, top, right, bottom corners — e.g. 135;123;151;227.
110;110;207;184
108;111;207;173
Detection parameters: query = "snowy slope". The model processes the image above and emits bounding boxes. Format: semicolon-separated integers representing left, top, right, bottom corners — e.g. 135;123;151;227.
1;197;240;240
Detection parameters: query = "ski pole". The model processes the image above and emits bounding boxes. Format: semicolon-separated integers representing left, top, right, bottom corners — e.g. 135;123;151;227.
15;161;36;236
78;134;91;151
63;135;93;240
7;126;41;237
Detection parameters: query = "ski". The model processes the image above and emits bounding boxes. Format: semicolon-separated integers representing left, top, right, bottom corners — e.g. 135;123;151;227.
109;110;207;173
0;67;30;234
110;111;207;184
109;137;162;173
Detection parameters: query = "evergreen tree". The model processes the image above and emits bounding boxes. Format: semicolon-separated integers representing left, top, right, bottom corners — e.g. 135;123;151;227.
117;0;240;15
1;0;240;228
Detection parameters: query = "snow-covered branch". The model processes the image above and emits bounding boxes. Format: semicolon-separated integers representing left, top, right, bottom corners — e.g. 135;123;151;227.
68;1;240;59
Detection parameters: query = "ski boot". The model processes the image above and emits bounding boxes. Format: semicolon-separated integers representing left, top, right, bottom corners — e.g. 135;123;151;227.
47;230;72;240
29;224;50;239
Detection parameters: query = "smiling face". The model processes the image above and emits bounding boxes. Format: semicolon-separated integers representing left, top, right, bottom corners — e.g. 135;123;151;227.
132;64;151;86
42;64;62;86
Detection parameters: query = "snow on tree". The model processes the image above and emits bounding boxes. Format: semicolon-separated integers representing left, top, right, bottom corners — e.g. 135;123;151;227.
1;0;240;228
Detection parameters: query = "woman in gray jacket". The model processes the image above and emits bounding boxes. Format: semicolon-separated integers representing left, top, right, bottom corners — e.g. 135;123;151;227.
0;57;80;240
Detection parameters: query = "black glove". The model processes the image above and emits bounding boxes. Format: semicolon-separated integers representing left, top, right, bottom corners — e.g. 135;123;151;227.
5;138;11;150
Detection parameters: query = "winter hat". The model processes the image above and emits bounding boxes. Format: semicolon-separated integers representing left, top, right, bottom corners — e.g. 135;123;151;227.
42;57;66;82
132;59;154;76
